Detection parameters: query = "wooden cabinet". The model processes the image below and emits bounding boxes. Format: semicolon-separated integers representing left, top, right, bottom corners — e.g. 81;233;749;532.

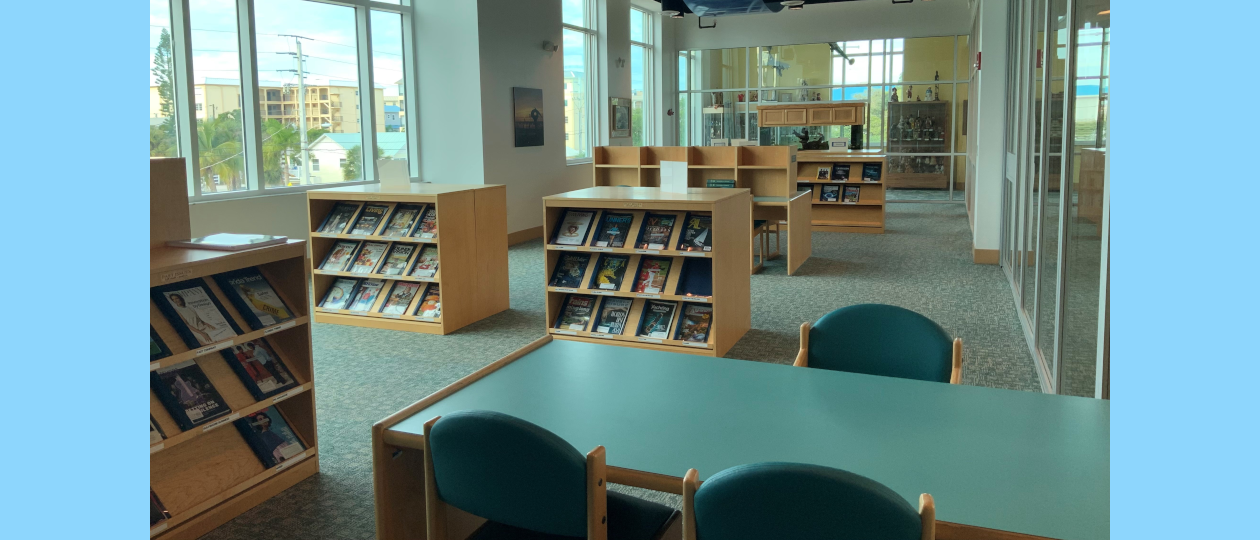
829;106;858;124
757;102;864;127
807;108;832;124
784;109;807;125
762;109;786;126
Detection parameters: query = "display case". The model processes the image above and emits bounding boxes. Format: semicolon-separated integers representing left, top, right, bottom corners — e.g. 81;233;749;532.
886;100;951;190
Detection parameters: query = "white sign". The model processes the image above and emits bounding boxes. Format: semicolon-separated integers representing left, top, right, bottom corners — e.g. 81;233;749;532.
660;160;689;193
830;139;850;149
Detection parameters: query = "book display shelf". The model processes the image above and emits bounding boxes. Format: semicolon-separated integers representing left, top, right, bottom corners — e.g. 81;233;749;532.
795;150;887;234
149;158;318;540
542;187;751;356
306;184;509;335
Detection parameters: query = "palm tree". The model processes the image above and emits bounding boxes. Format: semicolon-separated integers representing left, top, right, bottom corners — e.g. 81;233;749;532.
197;111;244;192
261;120;301;187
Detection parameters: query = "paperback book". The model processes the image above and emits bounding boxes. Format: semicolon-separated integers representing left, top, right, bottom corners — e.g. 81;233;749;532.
589;254;629;290
637;300;678;339
151;360;231;430
150;415;166;445
378;244;416;276
553;209;596;246
151;278;243;348
316;202;362;234
213;267;296;330
380;204;425;237
862;162;882;182
167;233;287;251
636;213;677;250
349;203;391;235
821;185;840;202
832;164;851;182
675;258;713;298
413;206;439;238
415;283;441;318
348;241;390;274
347;279;386;312
842;186;861;203
592;297;633;335
151;490;171;527
150;326;171;361
592;212;634;248
221;338;299;400
380;281;422;315
677;213;713;252
674;303;714;343
549;252;592;288
555;294;596;331
320;278;360;310
816;166;831;180
409;246;440;278
633;257;672;294
235;407;307;469
706;179;737;188
319;240;361;272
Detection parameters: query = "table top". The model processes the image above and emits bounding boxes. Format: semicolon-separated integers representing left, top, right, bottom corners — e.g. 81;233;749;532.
389;341;1108;540
306;183;503;197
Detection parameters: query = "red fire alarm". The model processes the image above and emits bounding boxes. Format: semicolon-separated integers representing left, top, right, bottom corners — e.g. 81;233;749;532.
974;51;981;71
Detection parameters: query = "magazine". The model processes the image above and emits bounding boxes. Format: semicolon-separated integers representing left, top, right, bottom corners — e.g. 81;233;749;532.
221;338;298;400
409;246;440;278
319;240;361;272
842;186;861;203
593;212;634;248
167;233;286;251
555;294;596;331
832;164;851;182
213;267;296;330
636;300;678;339
379;244;416;276
347;279;385;311
381;204;425;237
413;207;439;238
677;213;713;252
320;278;359;310
633;257;672;294
415;283;441;318
675;258;713;297
549;252;592;288
348;242;390;274
152;279;242;347
316;202;362;234
150;327;171;361
151;360;231;430
590;254;629;290
636;213;677;250
235;407;307;468
821;185;840;202
593;297;633;335
380;281;422;315
150;415;166;445
553;209;596;246
862;162;882;182
151;490;171;527
349;203;391;235
675;303;714;343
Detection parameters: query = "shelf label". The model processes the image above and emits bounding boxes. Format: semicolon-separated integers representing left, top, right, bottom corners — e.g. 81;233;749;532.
195;340;232;356
383;314;402;319
552;245;577;250
679;251;708;257
271;388;301;405
636;293;661;299
591;291;613;296
275;450;310;472
150;361;160;372
622;202;644;208
589;247;612;252
589;333;615;339
159;269;194;284
637;338;663;344
202;413;240;433
348;234;367;239
337;309;350;314
416;316;437;322
635;249;660;254
684;342;710;348
386;236;405;241
151;523;168;537
553;288;577;293
264;320;297;335
554;330;578;336
150;443;163;454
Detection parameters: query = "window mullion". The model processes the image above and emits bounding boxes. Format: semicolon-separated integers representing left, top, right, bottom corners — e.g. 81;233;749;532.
400;9;421;178
355;5;377;182
170;0;201;196
236;0;264;190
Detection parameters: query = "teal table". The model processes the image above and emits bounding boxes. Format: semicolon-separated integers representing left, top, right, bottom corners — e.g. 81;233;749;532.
373;338;1108;540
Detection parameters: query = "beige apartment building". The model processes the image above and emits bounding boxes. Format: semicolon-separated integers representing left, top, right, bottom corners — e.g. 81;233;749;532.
150;78;386;134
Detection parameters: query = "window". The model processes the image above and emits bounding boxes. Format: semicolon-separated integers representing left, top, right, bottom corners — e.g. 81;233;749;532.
190;0;247;193
311;158;320;171
149;0;180;162
563;0;596;161
196;103;203;111
630;8;653;146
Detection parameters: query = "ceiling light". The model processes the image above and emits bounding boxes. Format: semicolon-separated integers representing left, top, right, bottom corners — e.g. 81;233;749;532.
1098;9;1110;15
783;0;805;9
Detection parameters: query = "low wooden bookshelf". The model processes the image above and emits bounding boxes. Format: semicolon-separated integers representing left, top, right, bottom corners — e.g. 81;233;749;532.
795;151;887;234
542;187;751;357
306;184;509;335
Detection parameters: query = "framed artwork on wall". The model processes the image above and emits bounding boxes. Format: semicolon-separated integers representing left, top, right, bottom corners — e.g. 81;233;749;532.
513;87;544;147
611;97;631;138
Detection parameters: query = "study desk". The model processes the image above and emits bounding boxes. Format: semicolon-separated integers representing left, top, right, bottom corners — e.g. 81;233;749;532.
373;337;1109;540
751;190;812;275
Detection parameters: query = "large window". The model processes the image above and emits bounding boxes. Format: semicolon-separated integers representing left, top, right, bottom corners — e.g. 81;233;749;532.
630;8;653;146
563;0;597;161
150;0;180;160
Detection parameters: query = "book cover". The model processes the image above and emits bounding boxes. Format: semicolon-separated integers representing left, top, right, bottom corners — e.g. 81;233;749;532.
675;258;713;298
380;204;425;237
862;162;882;182
552;209;596;246
349;203;391;235
348;241;390;274
821;185;840;202
677;213;713;252
409;246;440;278
151;360;231;430
636;213;678;250
379;244;416;276
633;257;672;293
380;281;422;315
549;252;592;288
592;212;634;248
347;279;386;312
592;297;633;335
816;166;831;180
150;326;171;361
234;407;307;469
589;254;629;290
319;240;361;272
674;303;714;343
554;294;596;331
167;233;286;251
320;278;360;310
413;206;439;238
705;179;737;188
221;338;299;400
832;164;851;182
213;267;296;330
316;202;362;234
151;279;243;348
150;415;166;445
636;300;678;339
151;490;171;527
415;283;441;318
842;186;861;203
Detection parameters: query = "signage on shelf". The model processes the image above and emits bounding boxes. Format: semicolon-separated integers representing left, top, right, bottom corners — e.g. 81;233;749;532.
202;413;241;433
264;320;297;335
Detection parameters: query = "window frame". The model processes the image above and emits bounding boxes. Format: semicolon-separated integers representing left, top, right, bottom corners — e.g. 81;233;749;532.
563;0;598;164
630;6;653;146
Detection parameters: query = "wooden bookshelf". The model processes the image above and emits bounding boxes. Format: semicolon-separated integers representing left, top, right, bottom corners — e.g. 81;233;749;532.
306;184;509;335
542;187;751;357
150;158;318;540
795;151;887;234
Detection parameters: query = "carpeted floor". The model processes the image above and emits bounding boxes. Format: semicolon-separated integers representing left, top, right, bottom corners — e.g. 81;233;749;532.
199;202;1038;540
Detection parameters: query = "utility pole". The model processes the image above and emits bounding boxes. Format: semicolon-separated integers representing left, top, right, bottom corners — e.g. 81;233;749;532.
295;38;309;186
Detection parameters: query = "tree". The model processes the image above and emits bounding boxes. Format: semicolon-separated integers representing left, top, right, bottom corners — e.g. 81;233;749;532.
197;111;245;192
153;29;176;119
631;107;644;146
342;145;385;181
261;120;301;187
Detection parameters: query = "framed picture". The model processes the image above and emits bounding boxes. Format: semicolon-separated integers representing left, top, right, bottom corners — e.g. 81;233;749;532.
816;166;831;180
512;87;544;147
610;97;631;138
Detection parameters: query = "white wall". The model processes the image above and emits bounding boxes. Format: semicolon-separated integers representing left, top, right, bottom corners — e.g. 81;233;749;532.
601;0;633;146
969;0;1007;253
189;192;311;241
414;1;485;184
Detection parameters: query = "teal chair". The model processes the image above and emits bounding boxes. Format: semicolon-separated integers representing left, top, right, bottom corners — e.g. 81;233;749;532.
422;410;678;540
681;462;935;540
793;304;963;384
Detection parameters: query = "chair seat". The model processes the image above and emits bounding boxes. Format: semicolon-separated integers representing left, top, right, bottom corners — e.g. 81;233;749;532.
468;491;678;540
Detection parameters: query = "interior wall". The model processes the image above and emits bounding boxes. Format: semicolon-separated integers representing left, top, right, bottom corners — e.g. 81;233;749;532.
970;0;1007;254
188;192;311;241
601;0;633;146
414;1;486;184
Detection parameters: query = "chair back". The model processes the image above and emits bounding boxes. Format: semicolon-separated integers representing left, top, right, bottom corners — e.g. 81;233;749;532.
427;410;588;537
692;462;923;540
808;304;953;383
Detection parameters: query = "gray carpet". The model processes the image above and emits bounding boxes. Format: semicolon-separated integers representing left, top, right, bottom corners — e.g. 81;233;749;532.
199;202;1037;540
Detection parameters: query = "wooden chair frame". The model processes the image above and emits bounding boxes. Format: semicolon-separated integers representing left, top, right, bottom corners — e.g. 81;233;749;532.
422;416;609;540
793;322;964;385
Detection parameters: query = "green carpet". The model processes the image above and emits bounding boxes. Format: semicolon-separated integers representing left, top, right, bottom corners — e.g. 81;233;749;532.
199;202;1037;540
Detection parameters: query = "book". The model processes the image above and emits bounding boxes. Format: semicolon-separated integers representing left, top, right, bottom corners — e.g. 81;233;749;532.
705;179;737;188
348;241;390;274
832;164;851;182
380;281;422;315
635;213;677;250
549;252;592;288
589;254;629;290
151;360;231;430
842;186;861;203
633;257;672;293
636;300;678;339
150;415;166;445
380;204;425;237
379;244;416;276
316;202;362;234
413;206;439;238
235;407;307;469
151;490;172;527
816;166;831;180
167;233;287;251
221;338;299;400
554;294;596;331
592;212;634;248
862;162;882;182
552;209;596;246
415;283;441;318
213;267;296;330
320;278;360;310
150;327;171;361
592;297;633;335
821;185;840;202
409;246;440;278
151;278;243;348
675;303;714;343
349;203;391;235
348;279;386;312
319;240;361;272
677;213;713;252
675;258;713;298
